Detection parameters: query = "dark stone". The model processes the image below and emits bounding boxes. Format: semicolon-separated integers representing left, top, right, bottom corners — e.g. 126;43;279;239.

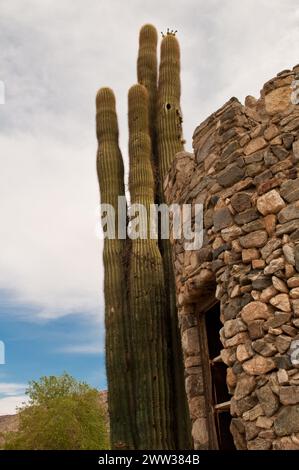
204;208;214;229
232;361;243;374
252;276;272;290
217;163;245;188
273;355;292;370
248;320;265;339
264;151;278;167
213;207;233;231
235;209;259;225
244;422;259;441
222;140;239;159
246;162;264;177
242;219;265;233
254;170;273;185
213;243;230;259
231;192;252;213
252;339;277;356
290;229;299;241
276;219;299;236
223;298;242;321
211;259;224;272
264;313;292;329
271;145;289;160
247;438;272;450
256;384;279;417
230;419;247;450
282;133;294;150
280;178;299;202
185;373;204;398
234;395;258;416
274;405;299;436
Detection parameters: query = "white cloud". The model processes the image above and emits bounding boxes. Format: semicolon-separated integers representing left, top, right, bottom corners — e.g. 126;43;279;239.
57;343;104;355
0;0;298;321
0;395;28;415
0;383;26;396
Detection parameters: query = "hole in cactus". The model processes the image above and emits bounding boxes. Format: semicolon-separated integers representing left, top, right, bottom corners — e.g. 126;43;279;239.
166;103;171;110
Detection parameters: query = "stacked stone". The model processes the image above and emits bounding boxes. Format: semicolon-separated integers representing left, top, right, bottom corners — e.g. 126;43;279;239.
164;64;299;450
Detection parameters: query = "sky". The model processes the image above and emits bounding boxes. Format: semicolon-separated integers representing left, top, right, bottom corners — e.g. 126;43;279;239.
0;0;299;414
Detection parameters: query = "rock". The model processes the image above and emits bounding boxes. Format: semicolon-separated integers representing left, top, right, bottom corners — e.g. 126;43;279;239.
213;207;233;231
276;219;299;235
293;140;299;161
243;355;276;375
265;86;292;114
242;248;259;263
252;339;277;357
234;374;256;400
261;238;282;259
239;230;268;249
247;437;272;450
273;436;299;450
277;369;289;385
231;192;252;213
182;327;200;355
278;201;299;223
244;421;259;440
256;416;274;429
291;299;299;317
230;419;247;450
244;137;267;155
260;285;278;302
224;332;249;348
223;318;247;339
295;245;299;271
264;214;276;236
282;244;295;265
189;396;206;419
256;383;279;416
257;190;286;216
274;405;299;436
264;257;285;274
234;208;259;225
185;374;204;397
242;219;265;233
275;335;292;354
273;355;292;370
221;225;243;241
236;343;254;362
271;145;289;160
269;293;291;312
264;312;291;329
280;178;299;203
289;339;299;366
240;301;272;324
192;418;209;445
220;348;236;366
243;404;264;421
272;276;288;292
248;320;265;339
290;287;299;298
217;163;245;188
233;395;258;416
279;386;299;405
264;124;279;140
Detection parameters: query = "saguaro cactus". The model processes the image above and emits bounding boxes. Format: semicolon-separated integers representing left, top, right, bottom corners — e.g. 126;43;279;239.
96;88;134;449
96;26;192;450
128;84;172;449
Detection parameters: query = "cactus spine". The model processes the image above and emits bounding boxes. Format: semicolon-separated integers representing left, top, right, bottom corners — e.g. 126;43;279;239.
128;84;172;449
96;88;134;449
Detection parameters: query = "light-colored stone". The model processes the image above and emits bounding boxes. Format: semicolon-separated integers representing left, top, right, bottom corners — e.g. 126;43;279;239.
283;244;295;265
257;190;286;216
269;293;291;312
278;201;299;224
236;343;254;362
192;418;209;445
272;276;288;293
182;327;200;355
264;257;285;275
244;137;267;155
242;248;259;263
264;86;292;114
239;230;268;249
240;301;272;324
243;404;264;421
260;285;278;302
223;318;247;339
243;355;276;375
256;416;274;429
277;369;289;385
234;374;256;400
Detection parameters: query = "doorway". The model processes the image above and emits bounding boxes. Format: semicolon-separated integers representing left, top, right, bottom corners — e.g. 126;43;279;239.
197;302;236;450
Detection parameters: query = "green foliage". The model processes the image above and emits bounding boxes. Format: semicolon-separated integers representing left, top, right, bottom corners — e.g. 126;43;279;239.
4;373;109;450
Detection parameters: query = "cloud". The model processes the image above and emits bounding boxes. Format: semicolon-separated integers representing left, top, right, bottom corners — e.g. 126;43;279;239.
0;382;26;396
0;0;298;322
0;395;28;415
57;343;104;355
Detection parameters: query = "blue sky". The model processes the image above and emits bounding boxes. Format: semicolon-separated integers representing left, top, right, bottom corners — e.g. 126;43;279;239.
1;0;299;414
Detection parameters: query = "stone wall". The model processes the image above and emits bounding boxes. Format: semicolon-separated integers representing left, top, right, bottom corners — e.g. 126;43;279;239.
164;65;299;450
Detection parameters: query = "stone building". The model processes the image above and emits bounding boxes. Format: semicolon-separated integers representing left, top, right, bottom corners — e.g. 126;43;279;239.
164;65;299;450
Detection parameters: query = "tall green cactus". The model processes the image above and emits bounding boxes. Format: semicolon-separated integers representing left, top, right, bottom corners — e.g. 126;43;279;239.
96;26;192;450
96;88;135;450
128;84;172;449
